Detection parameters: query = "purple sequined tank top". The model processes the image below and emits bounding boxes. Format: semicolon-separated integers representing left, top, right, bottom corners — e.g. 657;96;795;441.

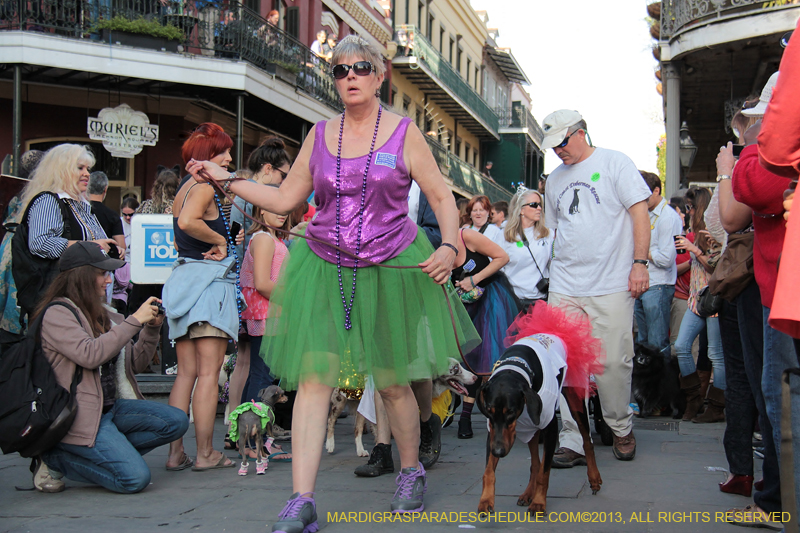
306;116;418;267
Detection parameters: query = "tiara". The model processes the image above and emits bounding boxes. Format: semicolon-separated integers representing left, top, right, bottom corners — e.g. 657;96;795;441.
514;183;531;196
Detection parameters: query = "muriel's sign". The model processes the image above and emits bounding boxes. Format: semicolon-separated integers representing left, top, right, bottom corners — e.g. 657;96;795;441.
87;103;159;158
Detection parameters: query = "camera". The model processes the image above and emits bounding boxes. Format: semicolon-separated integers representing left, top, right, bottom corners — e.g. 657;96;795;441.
107;242;121;260
154;301;165;315
536;277;550;295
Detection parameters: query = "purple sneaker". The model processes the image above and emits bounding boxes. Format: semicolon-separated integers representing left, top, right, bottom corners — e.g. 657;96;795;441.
391;462;427;513
271;492;318;533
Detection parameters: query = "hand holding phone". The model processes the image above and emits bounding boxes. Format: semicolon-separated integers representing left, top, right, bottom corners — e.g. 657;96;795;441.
229;221;242;239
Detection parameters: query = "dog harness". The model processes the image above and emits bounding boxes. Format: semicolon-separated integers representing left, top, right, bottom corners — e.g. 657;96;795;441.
488;334;568;443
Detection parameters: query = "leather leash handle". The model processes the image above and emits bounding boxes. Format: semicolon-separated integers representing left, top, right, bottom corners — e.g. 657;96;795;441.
198;170;469;361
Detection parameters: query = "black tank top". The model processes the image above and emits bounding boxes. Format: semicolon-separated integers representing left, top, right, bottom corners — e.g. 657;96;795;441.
451;230;493;288
173;181;228;260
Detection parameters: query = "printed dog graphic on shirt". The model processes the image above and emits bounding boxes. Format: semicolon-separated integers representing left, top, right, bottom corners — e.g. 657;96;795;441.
569;189;580;215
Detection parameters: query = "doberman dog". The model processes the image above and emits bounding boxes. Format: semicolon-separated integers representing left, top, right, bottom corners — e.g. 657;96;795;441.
476;335;602;515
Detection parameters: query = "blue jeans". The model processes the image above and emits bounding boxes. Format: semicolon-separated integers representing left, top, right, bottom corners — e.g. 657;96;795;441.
42;399;188;494
761;306;800;517
675;308;725;389
241;335;274;403
635;284;675;353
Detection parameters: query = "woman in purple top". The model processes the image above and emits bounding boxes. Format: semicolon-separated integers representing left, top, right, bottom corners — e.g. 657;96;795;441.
188;35;478;531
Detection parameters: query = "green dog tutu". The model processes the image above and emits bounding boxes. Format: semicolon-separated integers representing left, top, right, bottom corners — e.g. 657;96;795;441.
261;228;481;391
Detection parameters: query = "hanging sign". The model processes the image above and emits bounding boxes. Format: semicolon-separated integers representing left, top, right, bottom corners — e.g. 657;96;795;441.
87;103;159;158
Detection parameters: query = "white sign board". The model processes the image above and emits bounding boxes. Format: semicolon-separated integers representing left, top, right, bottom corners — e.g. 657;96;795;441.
130;214;177;284
87;103;159;158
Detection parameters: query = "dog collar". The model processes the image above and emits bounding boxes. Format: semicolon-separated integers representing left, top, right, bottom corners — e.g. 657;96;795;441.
490;356;534;388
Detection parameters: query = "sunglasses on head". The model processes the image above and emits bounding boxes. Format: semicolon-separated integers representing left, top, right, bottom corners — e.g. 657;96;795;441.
524;201;542;209
331;61;375;80
555;129;580;149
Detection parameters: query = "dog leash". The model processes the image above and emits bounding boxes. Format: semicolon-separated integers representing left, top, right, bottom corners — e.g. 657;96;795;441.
197;170;469;360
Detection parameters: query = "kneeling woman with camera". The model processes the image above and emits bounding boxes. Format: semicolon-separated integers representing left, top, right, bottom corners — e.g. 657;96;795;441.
34;242;188;494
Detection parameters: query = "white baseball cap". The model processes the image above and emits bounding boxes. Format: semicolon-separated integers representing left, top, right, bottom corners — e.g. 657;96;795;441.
742;71;779;117
540;110;584;150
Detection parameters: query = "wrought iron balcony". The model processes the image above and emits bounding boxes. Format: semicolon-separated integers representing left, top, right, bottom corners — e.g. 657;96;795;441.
660;0;799;40
392;25;500;139
424;135;512;202
497;102;544;147
0;0;340;111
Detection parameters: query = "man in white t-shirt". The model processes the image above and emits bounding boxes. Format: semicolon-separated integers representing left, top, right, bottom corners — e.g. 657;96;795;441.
541;110;651;465
634;171;683;361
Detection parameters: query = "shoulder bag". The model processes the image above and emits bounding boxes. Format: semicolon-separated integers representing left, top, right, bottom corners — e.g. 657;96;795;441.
707;230;755;302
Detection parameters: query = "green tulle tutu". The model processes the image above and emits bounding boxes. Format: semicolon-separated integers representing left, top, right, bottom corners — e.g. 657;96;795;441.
261;228;481;391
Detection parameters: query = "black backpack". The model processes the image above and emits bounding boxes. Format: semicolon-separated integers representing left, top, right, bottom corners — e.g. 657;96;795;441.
11;192;78;326
0;301;83;458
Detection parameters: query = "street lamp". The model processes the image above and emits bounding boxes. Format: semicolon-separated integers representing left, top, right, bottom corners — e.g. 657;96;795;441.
679;121;697;186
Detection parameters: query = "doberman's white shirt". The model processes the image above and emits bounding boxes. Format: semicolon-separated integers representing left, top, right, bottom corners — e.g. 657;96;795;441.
487;334;568;443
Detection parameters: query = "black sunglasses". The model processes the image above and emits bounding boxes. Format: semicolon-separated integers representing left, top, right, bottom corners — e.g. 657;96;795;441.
275;168;287;180
121;212;134;218
524;202;542;209
555;129;580;149
331;61;375;80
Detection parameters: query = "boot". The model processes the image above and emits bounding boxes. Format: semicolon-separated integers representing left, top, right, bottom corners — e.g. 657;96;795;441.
680;372;704;421
693;386;725;423
419;414;442;469
354;443;394;477
697;370;712;400
696;369;712;414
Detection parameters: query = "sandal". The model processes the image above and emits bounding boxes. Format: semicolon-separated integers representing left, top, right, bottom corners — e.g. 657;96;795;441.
191;454;236;471
268;452;292;462
165;453;194;471
224;436;236;450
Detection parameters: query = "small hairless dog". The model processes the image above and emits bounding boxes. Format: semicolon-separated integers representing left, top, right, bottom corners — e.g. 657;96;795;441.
236;385;288;475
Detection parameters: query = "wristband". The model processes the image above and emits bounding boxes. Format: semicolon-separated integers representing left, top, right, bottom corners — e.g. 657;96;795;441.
222;173;236;194
439;242;458;255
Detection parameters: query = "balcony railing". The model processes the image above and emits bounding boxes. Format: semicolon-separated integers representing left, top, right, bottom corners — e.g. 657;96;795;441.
0;0;340;111
424;135;512;202
497;102;544;146
394;25;499;134
661;0;799;40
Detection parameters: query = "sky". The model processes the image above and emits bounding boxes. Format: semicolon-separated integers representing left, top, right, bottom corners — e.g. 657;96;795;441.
470;0;665;174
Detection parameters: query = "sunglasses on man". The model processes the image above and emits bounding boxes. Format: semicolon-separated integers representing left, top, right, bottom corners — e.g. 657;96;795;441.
555;129;581;149
331;61;375;80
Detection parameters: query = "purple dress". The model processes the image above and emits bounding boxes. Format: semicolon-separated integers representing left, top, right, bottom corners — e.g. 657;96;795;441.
306;117;419;267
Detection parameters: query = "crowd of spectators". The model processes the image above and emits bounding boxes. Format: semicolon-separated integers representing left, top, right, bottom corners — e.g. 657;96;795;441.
3;23;798;533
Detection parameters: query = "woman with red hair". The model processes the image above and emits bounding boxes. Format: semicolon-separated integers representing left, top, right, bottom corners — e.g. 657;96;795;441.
461;195;503;243
162;123;240;471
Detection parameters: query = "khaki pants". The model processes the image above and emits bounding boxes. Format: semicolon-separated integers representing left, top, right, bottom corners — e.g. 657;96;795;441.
549;291;634;453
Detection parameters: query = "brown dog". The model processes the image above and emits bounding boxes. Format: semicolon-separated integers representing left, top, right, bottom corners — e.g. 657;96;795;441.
476;339;601;515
